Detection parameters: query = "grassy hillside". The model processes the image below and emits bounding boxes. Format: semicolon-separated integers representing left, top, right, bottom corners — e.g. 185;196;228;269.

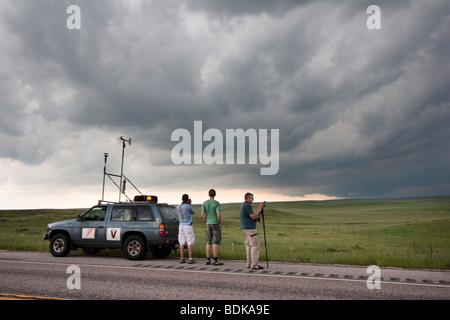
1;197;449;269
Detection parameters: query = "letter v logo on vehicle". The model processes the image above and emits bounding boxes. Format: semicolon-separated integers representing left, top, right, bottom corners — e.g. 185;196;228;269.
107;228;121;241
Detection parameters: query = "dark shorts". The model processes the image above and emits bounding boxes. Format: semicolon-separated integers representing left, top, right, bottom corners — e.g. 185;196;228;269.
205;224;222;245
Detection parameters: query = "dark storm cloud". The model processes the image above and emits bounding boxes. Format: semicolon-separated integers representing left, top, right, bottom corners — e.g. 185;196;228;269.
1;0;449;204
187;0;313;17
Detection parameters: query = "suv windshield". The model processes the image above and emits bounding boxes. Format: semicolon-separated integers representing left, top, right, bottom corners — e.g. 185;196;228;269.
81;206;107;221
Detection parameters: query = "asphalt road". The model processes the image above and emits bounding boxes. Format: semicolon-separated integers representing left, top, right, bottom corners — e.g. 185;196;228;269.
0;250;448;316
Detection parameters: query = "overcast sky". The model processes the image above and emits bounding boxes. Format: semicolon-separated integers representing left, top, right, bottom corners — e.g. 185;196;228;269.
1;0;449;209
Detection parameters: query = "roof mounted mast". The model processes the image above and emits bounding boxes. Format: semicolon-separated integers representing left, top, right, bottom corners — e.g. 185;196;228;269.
100;136;142;203
118;136;131;202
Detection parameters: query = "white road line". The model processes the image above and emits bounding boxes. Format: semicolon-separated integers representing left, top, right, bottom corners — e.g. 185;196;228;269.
1;259;449;289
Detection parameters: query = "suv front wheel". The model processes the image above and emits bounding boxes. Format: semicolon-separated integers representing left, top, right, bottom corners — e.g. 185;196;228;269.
50;233;71;257
123;235;147;260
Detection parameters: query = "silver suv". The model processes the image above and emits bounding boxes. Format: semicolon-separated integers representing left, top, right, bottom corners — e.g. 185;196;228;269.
44;195;179;260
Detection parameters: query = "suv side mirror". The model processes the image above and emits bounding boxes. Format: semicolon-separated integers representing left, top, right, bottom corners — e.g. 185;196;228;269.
77;215;81;222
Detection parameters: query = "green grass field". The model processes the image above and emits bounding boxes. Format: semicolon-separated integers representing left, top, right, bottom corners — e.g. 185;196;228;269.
1;197;449;269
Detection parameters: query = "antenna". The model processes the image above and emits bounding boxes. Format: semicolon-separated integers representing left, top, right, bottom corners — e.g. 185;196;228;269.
100;137;142;204
101;153;109;202
118;136;132;202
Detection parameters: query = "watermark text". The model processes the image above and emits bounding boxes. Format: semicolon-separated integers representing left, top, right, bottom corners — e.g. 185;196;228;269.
366;265;381;289
66;265;81;290
171;121;279;175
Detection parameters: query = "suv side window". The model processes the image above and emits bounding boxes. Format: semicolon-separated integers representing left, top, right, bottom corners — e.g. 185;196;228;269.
136;206;155;221
155;205;177;220
81;206;107;221
111;206;132;221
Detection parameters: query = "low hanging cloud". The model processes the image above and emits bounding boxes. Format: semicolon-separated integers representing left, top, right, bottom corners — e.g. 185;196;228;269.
0;0;449;208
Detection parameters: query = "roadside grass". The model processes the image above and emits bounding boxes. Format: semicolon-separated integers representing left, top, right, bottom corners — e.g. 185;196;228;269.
1;197;449;269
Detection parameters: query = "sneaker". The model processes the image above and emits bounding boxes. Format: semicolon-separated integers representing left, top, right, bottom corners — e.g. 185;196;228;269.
180;259;186;264
213;260;223;266
206;260;211;265
252;265;264;270
188;259;196;264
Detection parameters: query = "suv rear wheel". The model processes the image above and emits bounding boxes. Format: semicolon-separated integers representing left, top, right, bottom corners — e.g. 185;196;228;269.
123;235;147;260
150;246;173;258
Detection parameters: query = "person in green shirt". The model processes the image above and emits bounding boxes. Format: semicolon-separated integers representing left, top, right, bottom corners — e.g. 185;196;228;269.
201;189;223;265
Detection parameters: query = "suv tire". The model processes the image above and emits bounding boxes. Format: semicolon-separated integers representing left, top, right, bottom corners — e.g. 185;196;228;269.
50;233;71;257
123;235;147;260
150;246;173;258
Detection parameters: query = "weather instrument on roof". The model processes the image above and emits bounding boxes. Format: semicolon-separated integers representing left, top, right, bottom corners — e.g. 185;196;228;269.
100;136;148;203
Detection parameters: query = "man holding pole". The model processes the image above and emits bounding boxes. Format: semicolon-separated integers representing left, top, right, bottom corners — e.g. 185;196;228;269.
240;192;266;270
